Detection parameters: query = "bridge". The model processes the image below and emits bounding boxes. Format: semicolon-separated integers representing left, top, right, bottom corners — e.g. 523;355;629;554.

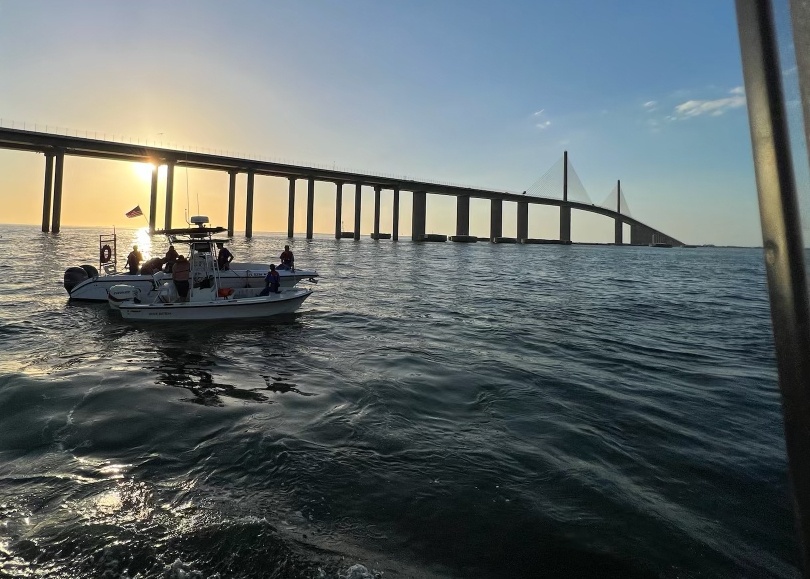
0;126;683;246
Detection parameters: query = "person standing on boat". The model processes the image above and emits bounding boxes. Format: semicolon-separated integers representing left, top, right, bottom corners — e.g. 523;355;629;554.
260;264;280;295
172;255;191;301
217;243;234;271
164;245;179;272
279;245;294;270
126;245;143;274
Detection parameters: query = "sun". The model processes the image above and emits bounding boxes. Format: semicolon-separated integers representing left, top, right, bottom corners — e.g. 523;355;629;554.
133;162;155;183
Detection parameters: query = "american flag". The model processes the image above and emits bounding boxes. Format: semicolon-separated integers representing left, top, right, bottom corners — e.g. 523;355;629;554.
125;205;143;218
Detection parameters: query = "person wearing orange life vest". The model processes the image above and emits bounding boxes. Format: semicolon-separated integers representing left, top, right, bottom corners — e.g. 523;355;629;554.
172;255;191;301
278;245;294;270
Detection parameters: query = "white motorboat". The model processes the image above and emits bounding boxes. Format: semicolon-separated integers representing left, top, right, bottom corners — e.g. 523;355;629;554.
109;284;313;321
63;219;318;301
107;218;313;321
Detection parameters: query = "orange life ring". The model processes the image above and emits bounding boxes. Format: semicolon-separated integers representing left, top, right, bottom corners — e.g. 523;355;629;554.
100;244;113;264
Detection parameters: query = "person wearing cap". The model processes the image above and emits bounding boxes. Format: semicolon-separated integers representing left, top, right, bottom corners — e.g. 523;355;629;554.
216;242;234;271
126;245;143;274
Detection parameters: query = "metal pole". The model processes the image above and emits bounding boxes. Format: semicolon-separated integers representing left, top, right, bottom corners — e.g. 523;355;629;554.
737;0;810;571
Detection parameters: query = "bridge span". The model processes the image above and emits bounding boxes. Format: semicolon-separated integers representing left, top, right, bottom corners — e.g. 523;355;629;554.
0;127;683;246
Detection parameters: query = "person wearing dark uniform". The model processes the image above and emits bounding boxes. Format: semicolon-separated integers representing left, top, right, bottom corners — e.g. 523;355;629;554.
260;264;281;295
279;245;294;270
164;245;179;272
217;243;234;271
139;257;164;276
126;245;143;274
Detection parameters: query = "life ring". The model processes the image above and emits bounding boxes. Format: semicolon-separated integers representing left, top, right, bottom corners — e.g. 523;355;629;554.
100;244;113;264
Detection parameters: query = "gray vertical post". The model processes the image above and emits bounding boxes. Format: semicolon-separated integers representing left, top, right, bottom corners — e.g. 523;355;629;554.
735;4;810;563
517;201;528;241
560;206;572;242
560;150;571;242
227;170;237;237
245;171;255;238
373;185;381;238
563;150;568;202
287;177;296;238
41;153;54;232
335;182;343;239
412;191;426;241
164;161;175;231
149;164;159;234
354;183;362;240
306;177;315;239
392;186;400;241
630;224;652;245
456;195;470;236
51;150;65;233
490;199;502;240
614;179;623;245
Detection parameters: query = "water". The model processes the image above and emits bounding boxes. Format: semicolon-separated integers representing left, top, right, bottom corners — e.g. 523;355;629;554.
0;224;797;578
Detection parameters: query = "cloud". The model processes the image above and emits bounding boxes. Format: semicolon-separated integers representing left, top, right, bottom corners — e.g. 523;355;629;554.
531;108;551;130
670;86;746;119
643;100;657;111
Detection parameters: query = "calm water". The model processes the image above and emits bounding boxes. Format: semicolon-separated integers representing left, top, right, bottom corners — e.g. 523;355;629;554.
0;224;797;578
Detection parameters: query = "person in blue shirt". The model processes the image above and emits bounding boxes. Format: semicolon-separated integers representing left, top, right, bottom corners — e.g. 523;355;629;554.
259;264;280;296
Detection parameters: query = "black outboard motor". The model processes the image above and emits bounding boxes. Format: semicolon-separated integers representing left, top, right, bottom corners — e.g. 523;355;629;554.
80;264;99;278
64;267;89;293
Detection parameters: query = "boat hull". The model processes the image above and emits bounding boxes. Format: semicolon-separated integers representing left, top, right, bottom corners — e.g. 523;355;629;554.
116;289;312;321
68;268;317;301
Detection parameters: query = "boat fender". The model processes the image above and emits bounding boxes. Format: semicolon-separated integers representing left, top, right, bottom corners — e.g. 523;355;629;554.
100;244;113;264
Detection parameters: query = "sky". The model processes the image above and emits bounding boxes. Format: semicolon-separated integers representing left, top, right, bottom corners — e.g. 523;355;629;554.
0;0;797;246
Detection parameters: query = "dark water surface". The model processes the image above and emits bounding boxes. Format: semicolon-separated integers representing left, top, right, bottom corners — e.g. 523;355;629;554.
0;224;797;578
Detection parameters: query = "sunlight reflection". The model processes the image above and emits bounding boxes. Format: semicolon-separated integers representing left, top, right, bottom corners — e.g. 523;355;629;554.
99;463;127;480
132;228;153;258
132;162;166;183
94;490;123;514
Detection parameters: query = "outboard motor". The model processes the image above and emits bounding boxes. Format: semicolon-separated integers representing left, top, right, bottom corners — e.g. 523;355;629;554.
64;266;89;293
107;284;140;310
80;264;99;278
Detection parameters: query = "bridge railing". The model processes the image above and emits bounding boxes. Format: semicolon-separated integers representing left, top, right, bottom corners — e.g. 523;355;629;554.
0;118;500;193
